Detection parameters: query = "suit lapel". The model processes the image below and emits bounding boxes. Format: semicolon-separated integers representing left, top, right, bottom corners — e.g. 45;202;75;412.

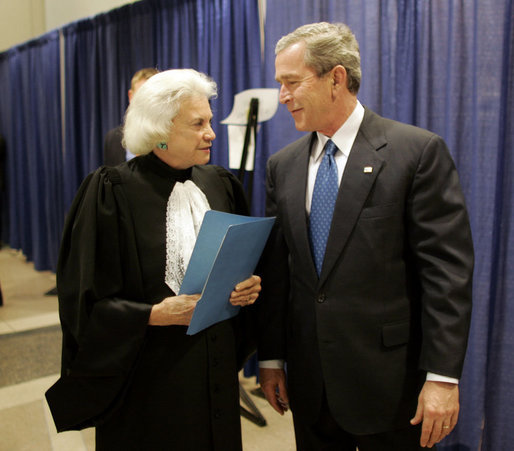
284;135;317;275
319;111;386;285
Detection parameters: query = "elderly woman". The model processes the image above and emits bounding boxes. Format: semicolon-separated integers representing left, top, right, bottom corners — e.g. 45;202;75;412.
46;69;260;450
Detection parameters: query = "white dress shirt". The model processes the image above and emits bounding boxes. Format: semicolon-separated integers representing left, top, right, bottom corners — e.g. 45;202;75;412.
306;101;364;214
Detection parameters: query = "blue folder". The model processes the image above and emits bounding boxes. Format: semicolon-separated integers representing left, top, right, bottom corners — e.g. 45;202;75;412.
179;210;275;335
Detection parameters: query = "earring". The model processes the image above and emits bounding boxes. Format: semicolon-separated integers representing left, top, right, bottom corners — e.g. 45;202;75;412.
158;142;168;150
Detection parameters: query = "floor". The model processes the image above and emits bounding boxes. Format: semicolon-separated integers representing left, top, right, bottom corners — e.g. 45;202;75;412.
0;246;296;450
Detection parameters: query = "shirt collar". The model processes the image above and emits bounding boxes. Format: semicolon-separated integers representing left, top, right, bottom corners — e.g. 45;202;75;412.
313;100;365;163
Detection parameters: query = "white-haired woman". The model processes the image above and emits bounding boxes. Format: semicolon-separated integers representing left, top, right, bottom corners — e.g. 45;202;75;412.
46;69;260;450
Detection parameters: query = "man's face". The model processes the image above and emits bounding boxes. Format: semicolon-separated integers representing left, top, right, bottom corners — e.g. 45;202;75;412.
275;42;334;134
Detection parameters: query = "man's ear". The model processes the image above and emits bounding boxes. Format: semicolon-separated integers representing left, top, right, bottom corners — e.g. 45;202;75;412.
331;65;347;89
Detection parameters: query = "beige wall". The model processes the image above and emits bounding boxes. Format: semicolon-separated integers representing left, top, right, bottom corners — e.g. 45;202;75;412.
0;0;141;52
44;0;141;32
0;0;45;53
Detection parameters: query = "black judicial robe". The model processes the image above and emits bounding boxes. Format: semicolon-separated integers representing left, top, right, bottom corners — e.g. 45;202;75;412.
46;152;252;450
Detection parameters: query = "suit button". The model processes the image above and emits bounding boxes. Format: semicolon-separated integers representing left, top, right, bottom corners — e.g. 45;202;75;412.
317;294;326;303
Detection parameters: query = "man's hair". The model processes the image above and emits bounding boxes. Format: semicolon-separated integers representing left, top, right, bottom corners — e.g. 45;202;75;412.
276;22;361;94
130;67;160;91
123;69;217;155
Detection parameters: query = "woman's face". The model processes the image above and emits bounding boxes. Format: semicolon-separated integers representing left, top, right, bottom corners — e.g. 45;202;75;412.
156;96;216;169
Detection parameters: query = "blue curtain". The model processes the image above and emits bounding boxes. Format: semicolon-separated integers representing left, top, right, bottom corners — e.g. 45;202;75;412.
0;52;12;244
61;0;262;211
0;32;63;271
262;0;514;449
61;5;158;208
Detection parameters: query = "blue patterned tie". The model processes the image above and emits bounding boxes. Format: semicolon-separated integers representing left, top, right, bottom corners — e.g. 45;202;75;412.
309;140;339;276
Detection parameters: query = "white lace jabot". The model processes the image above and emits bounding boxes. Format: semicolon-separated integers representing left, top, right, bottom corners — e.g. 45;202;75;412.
164;180;211;294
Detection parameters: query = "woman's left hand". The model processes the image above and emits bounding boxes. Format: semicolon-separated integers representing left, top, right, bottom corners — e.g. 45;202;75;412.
229;275;261;307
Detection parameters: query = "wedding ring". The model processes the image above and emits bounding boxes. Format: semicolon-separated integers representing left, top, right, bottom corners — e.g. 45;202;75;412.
443;426;450;429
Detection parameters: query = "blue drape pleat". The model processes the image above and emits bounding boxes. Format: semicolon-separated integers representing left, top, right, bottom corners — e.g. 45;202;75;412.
0;52;12;244
0;32;62;271
0;1;512;447
481;1;514;449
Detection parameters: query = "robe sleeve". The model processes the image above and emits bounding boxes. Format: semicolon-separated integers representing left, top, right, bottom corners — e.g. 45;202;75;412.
46;167;152;432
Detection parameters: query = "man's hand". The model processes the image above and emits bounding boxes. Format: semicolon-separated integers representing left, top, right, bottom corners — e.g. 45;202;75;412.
410;381;459;448
229;275;262;307
259;367;289;415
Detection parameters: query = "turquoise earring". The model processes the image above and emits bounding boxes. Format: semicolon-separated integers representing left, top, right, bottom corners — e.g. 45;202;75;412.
158;142;168;150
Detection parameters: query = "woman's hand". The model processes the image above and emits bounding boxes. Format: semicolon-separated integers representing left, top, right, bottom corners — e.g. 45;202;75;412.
148;294;201;326
229;275;262;307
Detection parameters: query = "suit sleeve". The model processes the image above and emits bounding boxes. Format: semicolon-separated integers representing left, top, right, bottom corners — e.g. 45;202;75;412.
407;135;474;378
256;157;290;361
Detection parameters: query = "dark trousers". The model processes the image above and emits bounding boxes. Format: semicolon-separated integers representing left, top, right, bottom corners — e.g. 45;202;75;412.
292;393;432;451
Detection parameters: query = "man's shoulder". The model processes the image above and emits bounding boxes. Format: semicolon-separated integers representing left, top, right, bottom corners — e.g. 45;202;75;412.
362;107;438;143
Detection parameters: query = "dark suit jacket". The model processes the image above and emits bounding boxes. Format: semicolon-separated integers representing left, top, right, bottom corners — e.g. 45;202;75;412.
258;107;474;435
103;125;126;166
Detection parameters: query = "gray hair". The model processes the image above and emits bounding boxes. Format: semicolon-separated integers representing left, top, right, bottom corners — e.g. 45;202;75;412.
123;69;217;155
275;22;361;94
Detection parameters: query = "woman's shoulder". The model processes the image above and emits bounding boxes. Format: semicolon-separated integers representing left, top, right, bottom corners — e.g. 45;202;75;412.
69;165;126;213
197;164;232;177
194;165;249;215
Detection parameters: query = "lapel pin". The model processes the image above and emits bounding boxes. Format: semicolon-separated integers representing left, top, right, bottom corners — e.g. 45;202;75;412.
363;166;373;173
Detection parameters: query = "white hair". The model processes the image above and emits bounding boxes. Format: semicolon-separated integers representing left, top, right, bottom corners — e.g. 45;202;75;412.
122;69;217;155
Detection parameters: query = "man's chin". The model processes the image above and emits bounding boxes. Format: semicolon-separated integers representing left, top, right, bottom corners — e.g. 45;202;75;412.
294;122;311;132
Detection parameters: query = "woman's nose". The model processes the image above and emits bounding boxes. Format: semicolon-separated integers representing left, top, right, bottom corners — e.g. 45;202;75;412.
205;125;216;140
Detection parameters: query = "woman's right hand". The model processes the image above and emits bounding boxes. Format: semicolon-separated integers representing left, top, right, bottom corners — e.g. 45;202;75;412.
148;294;201;326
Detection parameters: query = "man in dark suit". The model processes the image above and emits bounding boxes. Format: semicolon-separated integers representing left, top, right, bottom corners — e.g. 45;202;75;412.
257;22;474;450
103;67;159;166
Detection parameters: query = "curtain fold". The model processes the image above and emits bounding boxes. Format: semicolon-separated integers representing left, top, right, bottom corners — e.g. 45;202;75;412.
0;52;12;245
0;32;63;270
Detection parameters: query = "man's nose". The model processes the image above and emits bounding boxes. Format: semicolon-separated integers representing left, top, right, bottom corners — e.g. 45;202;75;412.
279;85;291;104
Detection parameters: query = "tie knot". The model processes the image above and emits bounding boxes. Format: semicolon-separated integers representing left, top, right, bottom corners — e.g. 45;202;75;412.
324;140;338;157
